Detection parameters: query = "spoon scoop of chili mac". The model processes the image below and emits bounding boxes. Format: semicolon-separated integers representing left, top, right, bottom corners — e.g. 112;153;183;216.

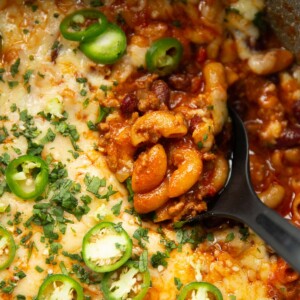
195;107;300;273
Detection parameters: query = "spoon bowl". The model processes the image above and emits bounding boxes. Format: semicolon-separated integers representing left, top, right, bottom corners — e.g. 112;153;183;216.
195;107;300;273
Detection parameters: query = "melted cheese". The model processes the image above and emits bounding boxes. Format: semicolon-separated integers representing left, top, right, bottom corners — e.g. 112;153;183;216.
86;232;126;263
0;1;282;300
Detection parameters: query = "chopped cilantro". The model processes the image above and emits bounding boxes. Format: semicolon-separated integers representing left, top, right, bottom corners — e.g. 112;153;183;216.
113;222;124;233
13;212;22;225
52;120;80;151
12;147;21;155
84;173;105;196
23;69;33;84
111;200;122;216
14;109;41;141
0;152;10;166
174;277;183;290
176;228;195;246
206;232;215;242
138;250;148;272
80;195;92;205
51;179;79;211
43;223;59;240
0;280;16;294
62;251;83;262
68;150;79;159
133;227;149;248
197;141;203;149
15;228;22;235
99;85;112;97
239;226;250;241
27;141;44;156
20;231;33;245
37;71;45;78
0;68;5;82
49;162;68;183
31;4;38;12
54;121;79;141
76;77;87;84
160;237;177;252
35;265;44;273
10;103;17;112
10;58;20;77
80;89;87;96
100;184;117;201
87;120;97;131
83;98;90;108
14;270;26;279
25;169;90;242
151;251;169;268
50;242;62;254
40;128;56;145
97;105;113;123
8;81;19;89
0;126;9;144
72;264;90;284
173;221;187;229
125;177;134;202
225;232;235;243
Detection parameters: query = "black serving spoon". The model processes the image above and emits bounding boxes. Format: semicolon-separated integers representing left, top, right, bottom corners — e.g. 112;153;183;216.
195;108;300;274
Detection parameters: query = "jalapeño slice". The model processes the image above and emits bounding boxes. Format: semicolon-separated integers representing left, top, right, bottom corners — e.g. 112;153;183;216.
101;261;151;300
82;222;132;273
37;274;83;300
178;282;223;300
79;23;127;64
0;225;16;270
60;9;108;41
146;37;183;76
5;155;49;200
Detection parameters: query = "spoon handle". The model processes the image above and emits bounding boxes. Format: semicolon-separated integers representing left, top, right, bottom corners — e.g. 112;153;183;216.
216;173;300;273
240;190;300;274
212;183;300;273
208;107;300;273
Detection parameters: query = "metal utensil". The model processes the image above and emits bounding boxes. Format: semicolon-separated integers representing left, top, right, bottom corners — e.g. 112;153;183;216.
265;0;300;60
195;108;300;273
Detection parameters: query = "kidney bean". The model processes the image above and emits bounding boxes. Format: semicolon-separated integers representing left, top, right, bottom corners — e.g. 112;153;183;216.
168;73;191;91
120;93;138;115
276;126;300;148
293;100;300;124
189;115;202;133
151;80;170;106
196;47;207;64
